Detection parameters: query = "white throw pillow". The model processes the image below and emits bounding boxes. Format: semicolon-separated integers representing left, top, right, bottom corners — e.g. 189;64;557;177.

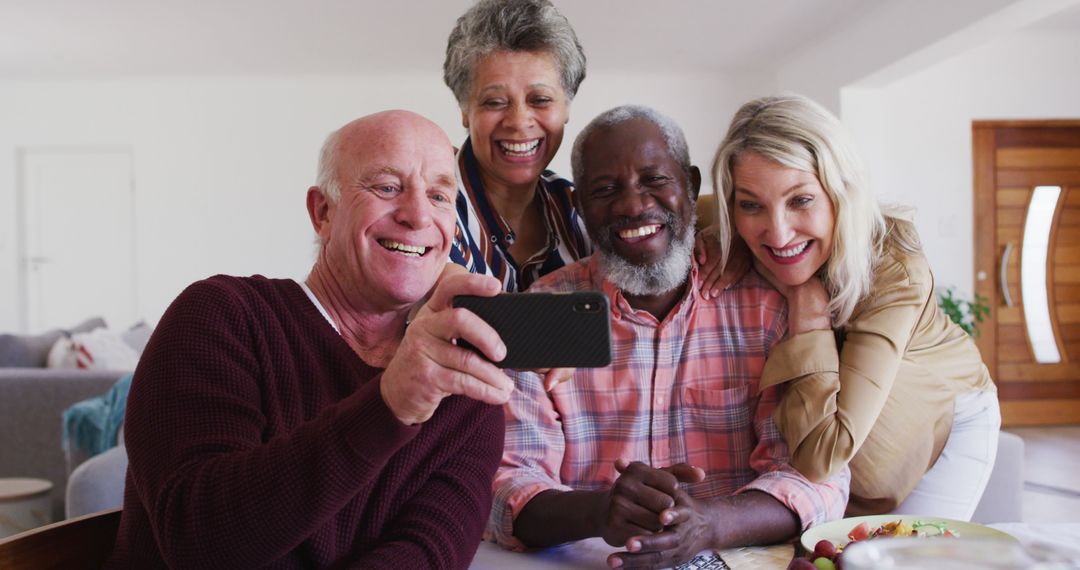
47;327;140;371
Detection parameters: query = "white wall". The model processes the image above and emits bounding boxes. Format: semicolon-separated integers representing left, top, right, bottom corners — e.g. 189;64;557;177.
841;29;1080;297
5;25;1074;333
776;0;1022;113
0;70;771;332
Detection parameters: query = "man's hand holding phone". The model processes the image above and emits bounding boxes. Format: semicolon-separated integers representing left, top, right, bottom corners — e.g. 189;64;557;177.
381;273;513;425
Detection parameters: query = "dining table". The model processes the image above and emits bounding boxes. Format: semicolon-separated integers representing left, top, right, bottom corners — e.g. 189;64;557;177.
987;522;1080;563
468;537;794;570
468;523;1080;570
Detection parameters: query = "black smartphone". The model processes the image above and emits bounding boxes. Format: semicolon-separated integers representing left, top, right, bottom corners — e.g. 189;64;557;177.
452;292;612;369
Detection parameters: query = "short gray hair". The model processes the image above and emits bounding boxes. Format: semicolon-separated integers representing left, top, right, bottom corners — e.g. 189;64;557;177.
571;105;693;189
314;127;344;202
443;0;586;108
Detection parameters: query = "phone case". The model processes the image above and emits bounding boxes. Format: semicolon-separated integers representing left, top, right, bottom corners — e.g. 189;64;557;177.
452;292;612;369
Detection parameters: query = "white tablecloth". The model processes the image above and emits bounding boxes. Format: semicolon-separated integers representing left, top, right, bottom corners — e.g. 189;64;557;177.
470;524;1080;569
469;537;793;570
470;537;615;569
989;523;1080;564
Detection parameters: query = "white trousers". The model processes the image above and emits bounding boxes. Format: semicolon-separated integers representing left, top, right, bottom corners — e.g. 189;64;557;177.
891;390;1001;521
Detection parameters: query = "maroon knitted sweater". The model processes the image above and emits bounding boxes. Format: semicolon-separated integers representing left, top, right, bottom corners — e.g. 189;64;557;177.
106;275;504;569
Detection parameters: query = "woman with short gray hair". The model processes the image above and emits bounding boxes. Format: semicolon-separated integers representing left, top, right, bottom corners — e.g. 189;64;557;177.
443;0;591;292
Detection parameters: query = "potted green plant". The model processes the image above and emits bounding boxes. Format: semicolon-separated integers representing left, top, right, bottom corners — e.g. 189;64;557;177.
937;287;991;337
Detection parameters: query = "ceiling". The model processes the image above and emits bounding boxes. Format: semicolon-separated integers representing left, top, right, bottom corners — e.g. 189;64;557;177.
1;0;1078;81
1029;0;1080;29
0;0;870;79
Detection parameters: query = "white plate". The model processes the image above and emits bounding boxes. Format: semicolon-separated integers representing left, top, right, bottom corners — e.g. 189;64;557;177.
800;515;1017;552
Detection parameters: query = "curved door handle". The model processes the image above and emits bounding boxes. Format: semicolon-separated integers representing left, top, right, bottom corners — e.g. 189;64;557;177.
1000;243;1013;308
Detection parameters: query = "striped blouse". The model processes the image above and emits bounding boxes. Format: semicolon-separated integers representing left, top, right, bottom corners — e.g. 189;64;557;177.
449;138;592;292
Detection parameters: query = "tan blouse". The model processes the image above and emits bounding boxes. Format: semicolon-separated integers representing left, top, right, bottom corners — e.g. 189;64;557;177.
759;242;995;515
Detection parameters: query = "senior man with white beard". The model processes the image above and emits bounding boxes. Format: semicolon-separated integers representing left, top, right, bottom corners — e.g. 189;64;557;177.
485;105;849;570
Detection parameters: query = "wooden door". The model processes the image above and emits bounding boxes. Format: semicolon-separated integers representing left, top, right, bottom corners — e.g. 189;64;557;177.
973;120;1080;426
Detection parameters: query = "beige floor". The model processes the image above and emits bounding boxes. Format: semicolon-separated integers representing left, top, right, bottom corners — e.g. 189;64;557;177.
1005;426;1080;523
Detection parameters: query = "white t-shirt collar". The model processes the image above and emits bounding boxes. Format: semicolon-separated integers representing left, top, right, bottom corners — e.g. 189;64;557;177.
296;279;341;335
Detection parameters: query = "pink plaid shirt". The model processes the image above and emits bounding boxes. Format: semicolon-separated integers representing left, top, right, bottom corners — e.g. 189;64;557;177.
488;256;850;549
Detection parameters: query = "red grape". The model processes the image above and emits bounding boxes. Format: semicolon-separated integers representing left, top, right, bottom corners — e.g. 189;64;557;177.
813;539;837;560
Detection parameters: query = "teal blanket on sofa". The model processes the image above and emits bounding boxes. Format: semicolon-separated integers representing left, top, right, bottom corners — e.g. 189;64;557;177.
62;372;133;457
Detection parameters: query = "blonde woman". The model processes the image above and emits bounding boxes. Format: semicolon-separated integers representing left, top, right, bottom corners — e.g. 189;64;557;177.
705;94;999;518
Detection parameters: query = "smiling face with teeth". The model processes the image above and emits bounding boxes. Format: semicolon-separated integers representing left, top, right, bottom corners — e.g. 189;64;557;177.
308;111;458;309
576;117;701;296
461;50;570;195
731;151;835;288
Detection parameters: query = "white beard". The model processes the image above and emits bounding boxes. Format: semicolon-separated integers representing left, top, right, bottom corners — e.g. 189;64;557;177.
596;215;696;296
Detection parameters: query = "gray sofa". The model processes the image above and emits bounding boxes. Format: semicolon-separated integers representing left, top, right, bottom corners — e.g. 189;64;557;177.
0;368;127;521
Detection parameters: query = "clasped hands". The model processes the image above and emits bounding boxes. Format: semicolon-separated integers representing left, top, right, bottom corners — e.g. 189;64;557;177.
601;459;714;569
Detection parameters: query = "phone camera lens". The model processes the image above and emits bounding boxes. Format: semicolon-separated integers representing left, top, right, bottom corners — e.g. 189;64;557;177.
574;301;601;314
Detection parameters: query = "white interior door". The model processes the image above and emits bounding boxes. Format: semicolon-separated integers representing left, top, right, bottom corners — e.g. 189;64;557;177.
18;148;136;334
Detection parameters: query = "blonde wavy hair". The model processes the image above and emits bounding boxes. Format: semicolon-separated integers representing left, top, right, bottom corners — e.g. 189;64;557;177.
711;94;920;327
